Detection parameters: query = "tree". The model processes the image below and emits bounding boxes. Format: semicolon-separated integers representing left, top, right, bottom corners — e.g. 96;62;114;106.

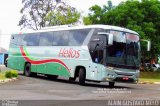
19;0;80;30
45;5;80;26
83;17;92;25
84;0;160;61
105;0;160;61
83;0;114;25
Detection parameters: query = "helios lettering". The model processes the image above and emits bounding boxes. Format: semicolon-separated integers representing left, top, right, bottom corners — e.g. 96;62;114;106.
58;48;80;58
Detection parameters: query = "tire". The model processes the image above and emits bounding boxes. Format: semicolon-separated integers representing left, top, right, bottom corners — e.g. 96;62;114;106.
4;60;7;67
5;63;7;67
24;63;32;77
109;82;115;88
79;68;86;85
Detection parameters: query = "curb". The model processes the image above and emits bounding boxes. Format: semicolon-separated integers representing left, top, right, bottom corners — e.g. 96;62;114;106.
138;81;160;84
0;78;18;84
154;82;160;84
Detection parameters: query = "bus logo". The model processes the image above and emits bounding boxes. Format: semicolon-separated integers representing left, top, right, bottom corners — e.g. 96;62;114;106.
58;48;80;58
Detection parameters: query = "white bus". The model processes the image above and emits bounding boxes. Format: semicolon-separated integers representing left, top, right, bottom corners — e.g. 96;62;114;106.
8;25;149;87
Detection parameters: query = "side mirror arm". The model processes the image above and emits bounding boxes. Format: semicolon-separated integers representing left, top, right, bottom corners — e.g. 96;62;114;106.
97;32;113;45
140;39;151;51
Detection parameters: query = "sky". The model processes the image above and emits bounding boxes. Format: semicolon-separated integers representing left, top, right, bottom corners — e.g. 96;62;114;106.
67;0;126;15
0;0;126;50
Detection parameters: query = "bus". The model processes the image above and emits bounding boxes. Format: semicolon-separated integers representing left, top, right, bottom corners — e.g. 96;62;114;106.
7;25;150;87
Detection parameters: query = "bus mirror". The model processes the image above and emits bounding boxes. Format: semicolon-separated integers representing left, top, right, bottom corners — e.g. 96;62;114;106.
108;34;113;45
141;39;151;51
147;41;151;51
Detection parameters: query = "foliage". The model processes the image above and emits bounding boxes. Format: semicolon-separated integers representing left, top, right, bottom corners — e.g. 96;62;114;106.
10;70;18;78
84;0;160;60
19;0;80;30
140;71;160;79
83;17;92;25
0;73;5;80
140;71;160;83
45;6;80;26
83;0;114;25
5;70;18;78
5;71;12;78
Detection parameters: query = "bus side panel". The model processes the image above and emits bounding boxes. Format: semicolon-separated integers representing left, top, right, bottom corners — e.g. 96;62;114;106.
8;47;25;72
8;47;19;70
18;46;71;77
17;47;26;71
69;59;106;81
68;48;105;81
36;63;70;77
8;56;17;70
8;46;106;81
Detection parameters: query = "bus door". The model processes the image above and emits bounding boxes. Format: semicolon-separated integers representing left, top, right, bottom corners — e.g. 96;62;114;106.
89;34;107;65
89;34;107;79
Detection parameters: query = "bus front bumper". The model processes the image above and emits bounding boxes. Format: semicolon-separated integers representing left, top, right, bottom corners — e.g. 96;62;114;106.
103;70;139;83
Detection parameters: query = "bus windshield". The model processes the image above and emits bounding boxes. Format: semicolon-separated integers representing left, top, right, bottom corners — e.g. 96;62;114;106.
106;31;140;69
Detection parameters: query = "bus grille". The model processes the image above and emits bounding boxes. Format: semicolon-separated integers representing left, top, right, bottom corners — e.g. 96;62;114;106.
115;72;134;76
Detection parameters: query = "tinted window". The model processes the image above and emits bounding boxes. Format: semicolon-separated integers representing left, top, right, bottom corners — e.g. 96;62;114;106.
23;33;40;46
53;31;69;46
39;32;53;46
52;29;90;46
17;35;26;46
10;35;18;46
12;28;91;47
68;29;90;46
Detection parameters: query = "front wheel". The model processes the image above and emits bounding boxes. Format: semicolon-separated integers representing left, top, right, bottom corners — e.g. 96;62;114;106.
24;63;32;77
79;68;86;85
109;82;115;88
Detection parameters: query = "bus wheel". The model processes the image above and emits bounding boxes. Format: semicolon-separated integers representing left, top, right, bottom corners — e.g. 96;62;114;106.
109;82;115;88
24;63;32;77
79;68;86;85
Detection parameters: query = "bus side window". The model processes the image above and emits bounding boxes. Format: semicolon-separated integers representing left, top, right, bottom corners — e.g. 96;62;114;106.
91;49;104;63
23;33;40;46
53;31;69;46
68;29;91;46
17;35;27;46
39;32;53;46
10;35;17;47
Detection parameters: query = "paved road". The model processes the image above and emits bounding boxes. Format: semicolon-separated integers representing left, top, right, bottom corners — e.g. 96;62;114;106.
0;66;160;106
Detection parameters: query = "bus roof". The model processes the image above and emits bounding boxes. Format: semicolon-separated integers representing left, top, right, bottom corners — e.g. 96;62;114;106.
17;25;139;35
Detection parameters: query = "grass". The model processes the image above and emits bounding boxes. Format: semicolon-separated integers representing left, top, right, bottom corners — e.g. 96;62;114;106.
140;78;160;82
0;70;18;80
0;73;5;80
139;72;160;82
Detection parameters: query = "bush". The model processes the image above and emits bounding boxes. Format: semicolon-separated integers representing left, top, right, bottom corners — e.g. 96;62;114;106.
5;71;12;78
0;73;5;79
5;70;18;78
11;70;18;78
